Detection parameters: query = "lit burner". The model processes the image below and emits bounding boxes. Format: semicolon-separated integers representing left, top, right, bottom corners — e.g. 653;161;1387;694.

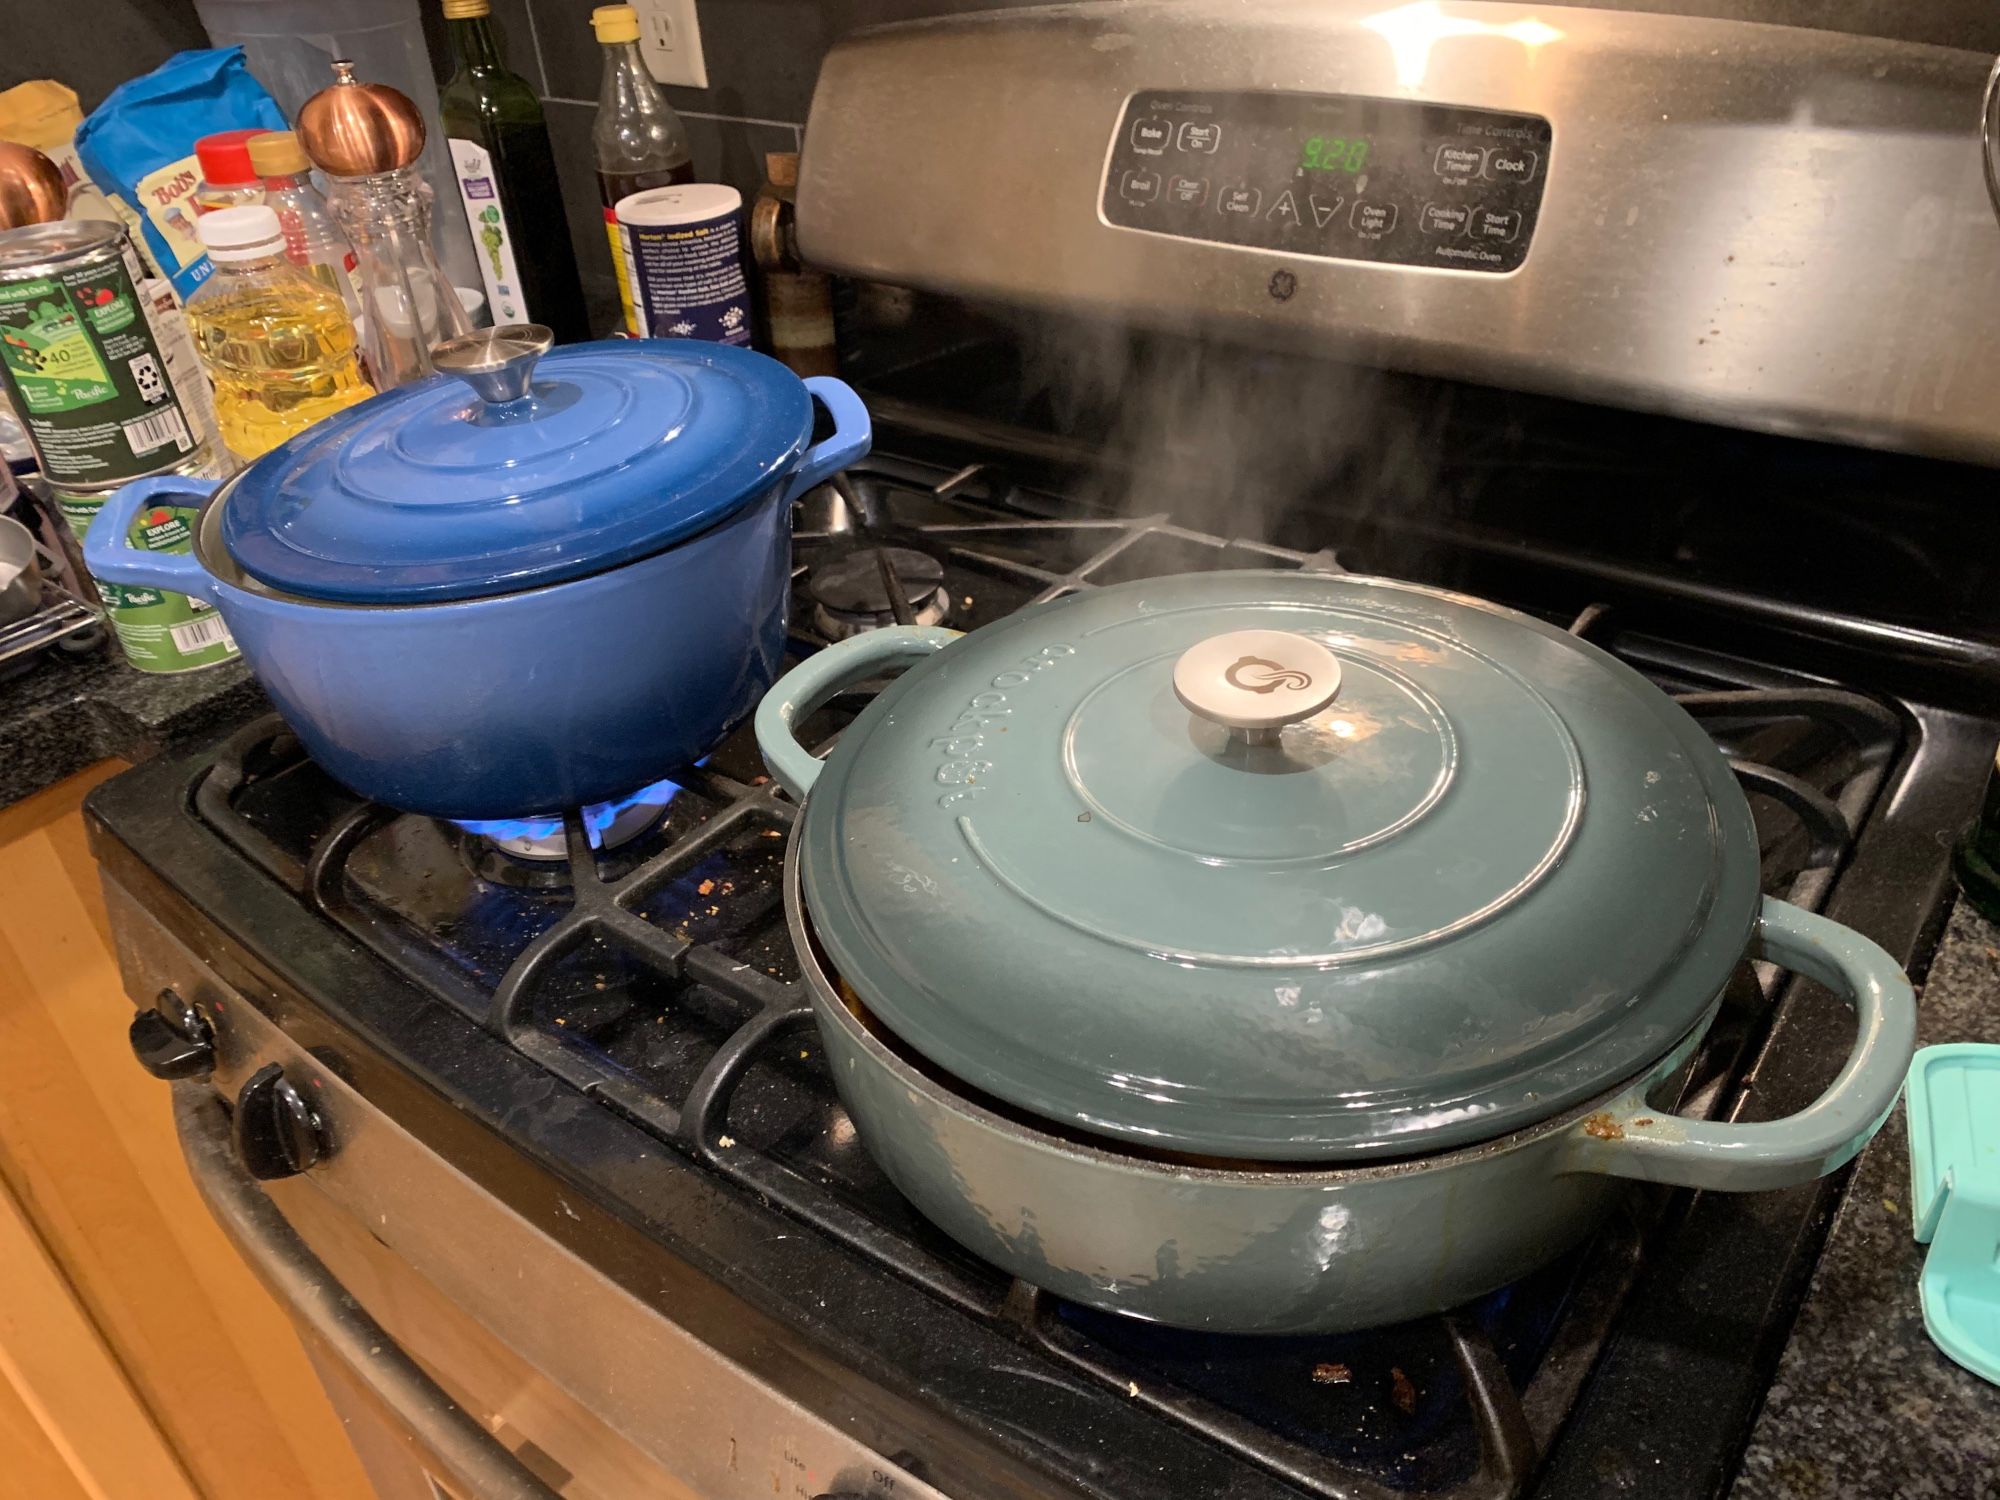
454;775;684;863
807;546;952;640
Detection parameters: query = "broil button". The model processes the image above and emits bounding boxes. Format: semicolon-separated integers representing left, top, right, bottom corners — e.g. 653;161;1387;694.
1119;168;1162;205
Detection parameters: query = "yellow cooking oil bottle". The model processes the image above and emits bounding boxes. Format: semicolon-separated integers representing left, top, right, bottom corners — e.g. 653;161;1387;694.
185;204;374;463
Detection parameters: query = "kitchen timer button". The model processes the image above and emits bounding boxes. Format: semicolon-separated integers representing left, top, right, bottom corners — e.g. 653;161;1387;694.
1434;144;1486;179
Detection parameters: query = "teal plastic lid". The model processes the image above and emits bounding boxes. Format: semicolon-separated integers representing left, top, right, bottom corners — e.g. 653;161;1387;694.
798;570;1762;1161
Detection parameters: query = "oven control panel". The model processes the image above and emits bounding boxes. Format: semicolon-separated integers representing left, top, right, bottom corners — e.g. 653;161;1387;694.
1101;90;1551;274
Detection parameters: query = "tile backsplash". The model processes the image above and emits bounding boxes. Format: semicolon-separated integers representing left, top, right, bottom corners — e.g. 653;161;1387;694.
470;0;1041;325
2;0;1027;332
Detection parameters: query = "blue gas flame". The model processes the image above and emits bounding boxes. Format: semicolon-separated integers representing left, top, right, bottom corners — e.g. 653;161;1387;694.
454;771;687;851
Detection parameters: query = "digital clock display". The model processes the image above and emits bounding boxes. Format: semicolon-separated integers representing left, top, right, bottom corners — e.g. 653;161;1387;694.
1302;136;1369;172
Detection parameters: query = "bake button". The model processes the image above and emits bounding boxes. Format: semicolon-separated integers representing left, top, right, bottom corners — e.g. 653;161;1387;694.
1217;185;1262;217
1469;206;1523;242
1119;168;1162;205
1166;175;1209;207
1130;116;1171;155
1420;202;1470;235
1484;148;1539;183
1177;121;1222;153
1350;200;1398;236
1434;144;1486;179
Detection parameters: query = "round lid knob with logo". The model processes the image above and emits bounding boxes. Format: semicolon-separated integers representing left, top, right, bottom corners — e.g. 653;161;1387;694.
1173;628;1341;745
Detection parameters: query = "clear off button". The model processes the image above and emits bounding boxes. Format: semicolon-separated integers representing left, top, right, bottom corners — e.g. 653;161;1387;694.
1119;168;1163;205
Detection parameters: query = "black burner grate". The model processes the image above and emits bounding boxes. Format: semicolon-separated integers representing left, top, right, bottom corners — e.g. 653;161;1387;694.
188;453;1905;1500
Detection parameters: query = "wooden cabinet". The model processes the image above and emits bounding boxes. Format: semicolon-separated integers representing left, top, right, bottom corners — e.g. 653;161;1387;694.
0;764;373;1500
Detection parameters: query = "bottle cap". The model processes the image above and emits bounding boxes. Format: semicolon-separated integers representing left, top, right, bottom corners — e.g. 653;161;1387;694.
195;128;267;188
246;130;311;179
442;0;491;16
593;4;640;43
196;204;287;261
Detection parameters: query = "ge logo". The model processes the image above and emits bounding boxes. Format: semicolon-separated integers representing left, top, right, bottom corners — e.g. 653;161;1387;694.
1268;269;1297;302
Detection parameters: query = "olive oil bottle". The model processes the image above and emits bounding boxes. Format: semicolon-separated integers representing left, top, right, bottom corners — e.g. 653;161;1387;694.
439;0;590;341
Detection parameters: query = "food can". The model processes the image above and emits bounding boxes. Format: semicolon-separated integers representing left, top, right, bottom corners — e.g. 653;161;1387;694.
0;220;206;487
615;185;752;346
53;455;239;674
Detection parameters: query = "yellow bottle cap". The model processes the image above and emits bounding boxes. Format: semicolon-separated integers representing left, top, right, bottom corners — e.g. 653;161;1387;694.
246;130;310;178
593;4;640;43
442;0;491;17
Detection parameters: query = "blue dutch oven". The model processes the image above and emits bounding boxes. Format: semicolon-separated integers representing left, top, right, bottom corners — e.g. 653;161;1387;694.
84;327;869;818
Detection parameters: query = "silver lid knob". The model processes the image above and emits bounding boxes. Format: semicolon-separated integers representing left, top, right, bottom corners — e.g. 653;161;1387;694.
1174;629;1342;747
431;323;553;407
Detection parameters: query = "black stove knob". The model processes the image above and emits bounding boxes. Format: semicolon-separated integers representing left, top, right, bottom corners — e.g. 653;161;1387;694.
232;1062;327;1180
128;988;215;1080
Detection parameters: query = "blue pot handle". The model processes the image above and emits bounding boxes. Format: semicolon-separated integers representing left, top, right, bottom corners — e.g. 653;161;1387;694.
82;473;222;603
1565;895;1916;1191
783;377;873;505
756;625;958;800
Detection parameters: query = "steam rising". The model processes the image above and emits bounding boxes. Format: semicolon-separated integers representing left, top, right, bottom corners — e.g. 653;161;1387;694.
1012;313;1456;558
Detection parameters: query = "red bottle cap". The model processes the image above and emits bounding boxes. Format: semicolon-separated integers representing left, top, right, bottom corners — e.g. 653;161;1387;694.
195;129;268;188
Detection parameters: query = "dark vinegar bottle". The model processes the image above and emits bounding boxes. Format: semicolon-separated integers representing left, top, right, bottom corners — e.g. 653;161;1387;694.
439;0;591;342
590;4;695;333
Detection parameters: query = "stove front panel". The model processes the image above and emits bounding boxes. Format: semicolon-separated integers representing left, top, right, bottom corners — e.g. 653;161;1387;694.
1102;90;1550;273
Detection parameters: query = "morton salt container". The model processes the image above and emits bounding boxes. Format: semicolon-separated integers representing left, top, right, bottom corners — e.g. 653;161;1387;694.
615;184;752;345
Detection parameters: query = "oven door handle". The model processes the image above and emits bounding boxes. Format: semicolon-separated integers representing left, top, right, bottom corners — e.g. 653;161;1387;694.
171;1083;562;1500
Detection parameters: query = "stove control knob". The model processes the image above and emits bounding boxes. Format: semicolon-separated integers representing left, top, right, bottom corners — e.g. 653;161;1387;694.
232;1063;328;1180
128;988;215;1080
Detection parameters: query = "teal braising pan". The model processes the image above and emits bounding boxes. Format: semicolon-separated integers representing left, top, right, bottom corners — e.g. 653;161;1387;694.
1907;1043;2000;1385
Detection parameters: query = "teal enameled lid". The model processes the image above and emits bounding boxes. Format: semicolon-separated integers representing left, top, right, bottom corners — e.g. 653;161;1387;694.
797;570;1762;1161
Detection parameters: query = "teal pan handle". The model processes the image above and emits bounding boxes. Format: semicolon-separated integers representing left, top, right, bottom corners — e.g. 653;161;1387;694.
81;473;222;603
1565;896;1917;1191
755;625;959;800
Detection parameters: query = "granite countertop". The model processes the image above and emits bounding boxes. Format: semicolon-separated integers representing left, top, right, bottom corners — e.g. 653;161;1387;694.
0;639;265;807
1735;901;2000;1500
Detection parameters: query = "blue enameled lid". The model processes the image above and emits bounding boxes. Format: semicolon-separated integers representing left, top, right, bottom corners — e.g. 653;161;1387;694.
795;570;1763;1162
220;332;814;604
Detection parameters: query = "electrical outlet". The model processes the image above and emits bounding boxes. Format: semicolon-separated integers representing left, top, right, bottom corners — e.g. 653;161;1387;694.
629;0;708;89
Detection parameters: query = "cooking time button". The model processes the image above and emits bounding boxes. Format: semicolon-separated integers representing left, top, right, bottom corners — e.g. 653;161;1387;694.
1420;202;1470;235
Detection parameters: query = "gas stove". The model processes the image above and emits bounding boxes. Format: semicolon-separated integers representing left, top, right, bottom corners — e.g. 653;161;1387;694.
86;389;1998;1499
